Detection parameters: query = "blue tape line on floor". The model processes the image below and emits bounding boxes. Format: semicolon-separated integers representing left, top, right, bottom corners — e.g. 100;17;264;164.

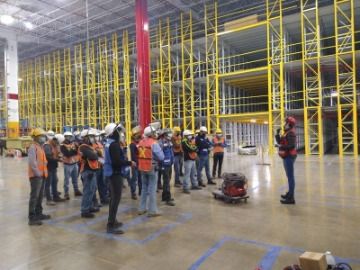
258;247;282;270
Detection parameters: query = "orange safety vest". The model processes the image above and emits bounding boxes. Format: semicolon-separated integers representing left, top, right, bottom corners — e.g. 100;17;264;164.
172;134;183;153
44;140;60;160
28;143;48;179
78;144;101;173
137;137;156;172
213;137;225;154
278;128;297;158
187;139;198;160
62;143;79;164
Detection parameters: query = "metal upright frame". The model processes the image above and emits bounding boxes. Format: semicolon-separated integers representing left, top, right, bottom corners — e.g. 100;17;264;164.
53;51;62;132
44;54;52;130
334;0;358;156
35;57;43;128
112;33;120;124
86;40;97;128
26;60;35;128
181;12;195;131
64;48;73;127
205;2;219;133
75;44;84;128
301;0;324;155
99;37;110;128
159;18;173;129
267;0;285;153
123;31;132;142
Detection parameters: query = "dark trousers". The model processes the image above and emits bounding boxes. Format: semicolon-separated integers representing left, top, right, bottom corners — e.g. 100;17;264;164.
45;168;59;201
96;169;108;203
158;169;162;188
212;153;224;178
162;166;172;202
107;174;124;227
29;177;45;220
131;167;142;195
0;146;4;156
283;156;297;197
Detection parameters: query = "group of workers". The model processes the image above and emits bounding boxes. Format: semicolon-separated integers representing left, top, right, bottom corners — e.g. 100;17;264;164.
26;122;228;234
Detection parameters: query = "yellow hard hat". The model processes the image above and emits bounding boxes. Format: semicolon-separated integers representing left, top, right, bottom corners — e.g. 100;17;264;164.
30;128;46;137
173;126;181;132
216;128;222;134
131;126;142;136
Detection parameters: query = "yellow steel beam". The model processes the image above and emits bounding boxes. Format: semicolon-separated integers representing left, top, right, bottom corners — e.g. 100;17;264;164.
35;57;44;128
44;54;52;130
86;41;97;128
112;33;120;124
53;51;62;133
99;37;110;129
75;44;84;128
26;60;35;128
64;48;73;127
123;31;131;143
18;62;25;125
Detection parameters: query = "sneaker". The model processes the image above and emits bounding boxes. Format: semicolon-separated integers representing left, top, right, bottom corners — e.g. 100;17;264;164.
28;219;42;226
74;190;83;196
53;197;66;202
191;186;202;190
280;197;296;205
107;226;124;234
64;193;70;200
138;210;147;215
208;180;216;185
183;189;191;194
38;214;51;220
81;212;95;218
46;200;56;206
131;194;138;200
199;182;206;187
166;201;176;206
147;212;162;218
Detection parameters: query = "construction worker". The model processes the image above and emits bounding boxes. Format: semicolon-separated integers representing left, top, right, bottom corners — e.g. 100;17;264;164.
60;131;82;200
27;128;51;226
171;126;183;187
276;116;297;205
43;132;66;205
130;126;142;197
104;123;135;234
212;129;227;178
138;125;164;217
79;129;101;218
182;130;201;193
158;129;175;206
93;130;109;205
196;126;216;186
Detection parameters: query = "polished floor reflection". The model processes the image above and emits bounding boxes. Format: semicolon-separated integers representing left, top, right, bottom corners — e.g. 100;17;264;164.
0;154;359;270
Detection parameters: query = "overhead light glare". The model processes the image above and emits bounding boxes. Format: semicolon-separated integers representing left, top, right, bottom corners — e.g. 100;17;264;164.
250;119;256;123
0;15;15;25
331;92;338;97
18;78;23;82
264;121;269;125
24;21;34;30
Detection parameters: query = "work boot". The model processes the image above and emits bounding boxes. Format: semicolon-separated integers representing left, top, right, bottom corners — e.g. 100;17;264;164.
53;196;66;202
81;212;95;218
281;192;289;199
198;181;206;187
38;214;51;220
191;186;202;190
131;193;138;200
107;226;124;234
166;200;176;206
46;200;56;206
74;190;83;196
280;196;295;205
208;180;216;185
64;193;70;200
28;219;42;226
90;207;100;213
101;199;110;205
183;189;191;194
114;220;123;228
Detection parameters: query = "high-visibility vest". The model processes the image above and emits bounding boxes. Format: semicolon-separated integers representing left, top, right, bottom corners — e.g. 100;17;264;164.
44;140;60;160
62;143;79;164
172;135;183;153
28;143;48;179
78;144;100;173
278;128;297;158
213;137;225;154
137;137;156;172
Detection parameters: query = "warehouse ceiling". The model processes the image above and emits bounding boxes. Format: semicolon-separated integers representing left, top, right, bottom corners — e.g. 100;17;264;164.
0;0;265;60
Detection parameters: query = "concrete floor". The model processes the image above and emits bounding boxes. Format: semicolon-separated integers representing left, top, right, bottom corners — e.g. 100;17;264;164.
0;154;359;270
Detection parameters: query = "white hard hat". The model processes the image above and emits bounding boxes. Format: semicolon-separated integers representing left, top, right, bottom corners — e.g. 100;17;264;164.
104;123;117;136
144;126;156;137
200;126;208;133
64;131;73;137
47;130;55;137
73;131;81;136
87;128;98;136
80;129;89;138
54;134;65;144
100;130;106;135
183;130;194;136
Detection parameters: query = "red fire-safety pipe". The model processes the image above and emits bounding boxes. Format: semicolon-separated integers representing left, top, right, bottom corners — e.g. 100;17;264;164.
136;0;152;129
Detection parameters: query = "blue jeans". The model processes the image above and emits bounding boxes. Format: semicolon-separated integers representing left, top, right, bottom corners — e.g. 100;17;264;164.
64;163;79;194
81;170;97;213
283;156;296;197
139;170;158;214
132;167;142;195
184;160;198;190
96;169;108;202
197;155;211;183
173;155;182;183
45;168;59;200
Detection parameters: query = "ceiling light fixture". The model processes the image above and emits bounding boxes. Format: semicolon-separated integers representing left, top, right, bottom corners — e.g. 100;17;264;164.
0;15;15;25
331;92;338;97
250;119;256;123
24;21;34;30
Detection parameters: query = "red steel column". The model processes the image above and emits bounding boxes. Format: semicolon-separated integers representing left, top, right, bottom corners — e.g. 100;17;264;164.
136;0;152;129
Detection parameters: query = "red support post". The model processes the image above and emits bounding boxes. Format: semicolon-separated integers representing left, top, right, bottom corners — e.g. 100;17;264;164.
136;0;152;129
